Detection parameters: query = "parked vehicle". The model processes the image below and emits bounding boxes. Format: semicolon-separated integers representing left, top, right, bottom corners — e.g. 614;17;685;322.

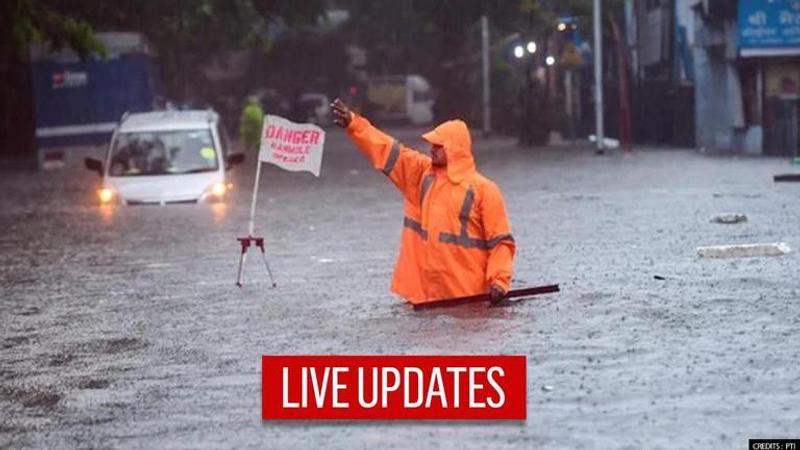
84;110;244;205
30;32;160;164
364;74;434;125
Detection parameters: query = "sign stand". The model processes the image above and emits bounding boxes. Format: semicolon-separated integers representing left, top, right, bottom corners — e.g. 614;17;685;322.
236;119;277;288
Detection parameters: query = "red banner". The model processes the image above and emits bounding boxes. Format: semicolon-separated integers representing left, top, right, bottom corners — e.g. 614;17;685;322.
262;355;526;420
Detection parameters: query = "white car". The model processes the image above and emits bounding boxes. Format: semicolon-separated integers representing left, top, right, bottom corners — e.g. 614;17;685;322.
85;110;244;205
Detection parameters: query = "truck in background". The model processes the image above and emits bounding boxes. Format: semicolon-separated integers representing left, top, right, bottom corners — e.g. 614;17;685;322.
363;74;434;126
29;32;159;168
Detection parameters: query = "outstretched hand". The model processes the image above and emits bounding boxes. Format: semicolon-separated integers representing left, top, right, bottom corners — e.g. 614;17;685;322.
330;98;353;128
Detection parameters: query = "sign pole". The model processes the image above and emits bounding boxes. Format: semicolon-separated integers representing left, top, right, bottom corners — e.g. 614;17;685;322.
235;159;262;287
236;116;277;288
593;0;605;154
248;156;263;236
481;14;491;136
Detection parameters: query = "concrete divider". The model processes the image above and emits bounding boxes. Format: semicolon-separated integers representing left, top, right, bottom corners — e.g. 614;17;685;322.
697;242;791;258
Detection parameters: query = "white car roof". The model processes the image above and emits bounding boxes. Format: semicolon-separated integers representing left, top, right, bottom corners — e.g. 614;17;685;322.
118;110;218;133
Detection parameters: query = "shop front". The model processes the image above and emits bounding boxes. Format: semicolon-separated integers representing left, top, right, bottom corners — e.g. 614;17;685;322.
738;0;800;157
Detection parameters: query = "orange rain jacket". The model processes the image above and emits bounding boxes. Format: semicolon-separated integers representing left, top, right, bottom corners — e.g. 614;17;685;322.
347;114;515;305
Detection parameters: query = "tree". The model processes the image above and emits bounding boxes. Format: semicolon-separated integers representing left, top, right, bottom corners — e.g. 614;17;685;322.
1;0;105;59
0;0;327;158
54;0;325;102
338;0;626;145
0;0;106;160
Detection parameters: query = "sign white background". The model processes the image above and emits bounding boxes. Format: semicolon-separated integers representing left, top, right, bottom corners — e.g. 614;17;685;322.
259;115;325;177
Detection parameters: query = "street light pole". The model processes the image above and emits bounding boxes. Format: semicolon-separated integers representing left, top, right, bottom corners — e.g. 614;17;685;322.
481;15;491;136
593;0;605;153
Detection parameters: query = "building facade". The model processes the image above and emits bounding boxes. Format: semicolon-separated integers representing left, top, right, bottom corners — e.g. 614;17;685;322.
627;0;800;156
693;0;800;156
627;0;696;147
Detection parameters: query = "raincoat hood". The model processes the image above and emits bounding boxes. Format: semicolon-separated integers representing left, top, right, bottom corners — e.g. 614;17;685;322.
422;119;475;183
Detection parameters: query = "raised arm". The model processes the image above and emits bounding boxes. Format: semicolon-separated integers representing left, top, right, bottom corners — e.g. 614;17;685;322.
331;98;430;205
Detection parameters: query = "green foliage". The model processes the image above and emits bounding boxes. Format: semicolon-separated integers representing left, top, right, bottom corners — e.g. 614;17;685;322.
338;0;578;125
1;0;105;59
47;0;325;101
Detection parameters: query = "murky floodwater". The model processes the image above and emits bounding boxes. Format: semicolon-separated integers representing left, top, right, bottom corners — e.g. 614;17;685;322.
2;131;799;449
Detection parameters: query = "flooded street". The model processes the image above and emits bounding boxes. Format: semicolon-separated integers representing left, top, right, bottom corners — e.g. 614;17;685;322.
2;130;799;449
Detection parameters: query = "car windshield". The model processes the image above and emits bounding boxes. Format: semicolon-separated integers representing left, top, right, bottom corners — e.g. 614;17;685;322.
109;129;218;176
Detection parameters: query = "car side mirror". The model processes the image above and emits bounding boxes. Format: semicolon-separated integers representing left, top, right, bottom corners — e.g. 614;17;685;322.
225;153;245;170
84;158;103;176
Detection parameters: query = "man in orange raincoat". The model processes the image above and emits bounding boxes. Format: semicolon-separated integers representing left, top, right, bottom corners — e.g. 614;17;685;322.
331;99;515;305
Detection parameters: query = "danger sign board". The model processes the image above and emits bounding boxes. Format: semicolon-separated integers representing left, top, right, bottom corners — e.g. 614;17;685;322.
259;115;325;177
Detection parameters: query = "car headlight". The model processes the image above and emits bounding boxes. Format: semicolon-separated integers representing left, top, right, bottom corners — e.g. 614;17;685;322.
98;187;114;204
211;182;227;197
202;182;231;202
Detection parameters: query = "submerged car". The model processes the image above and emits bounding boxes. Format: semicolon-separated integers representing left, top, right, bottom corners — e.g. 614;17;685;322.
85;110;244;205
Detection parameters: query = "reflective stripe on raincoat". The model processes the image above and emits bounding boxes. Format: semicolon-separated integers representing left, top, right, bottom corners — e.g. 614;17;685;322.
347;114;515;304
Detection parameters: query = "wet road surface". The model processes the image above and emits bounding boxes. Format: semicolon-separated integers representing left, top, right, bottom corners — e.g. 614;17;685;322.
1;129;799;449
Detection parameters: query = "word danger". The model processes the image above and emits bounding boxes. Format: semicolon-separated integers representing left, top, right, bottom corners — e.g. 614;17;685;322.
264;124;322;163
282;366;506;409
